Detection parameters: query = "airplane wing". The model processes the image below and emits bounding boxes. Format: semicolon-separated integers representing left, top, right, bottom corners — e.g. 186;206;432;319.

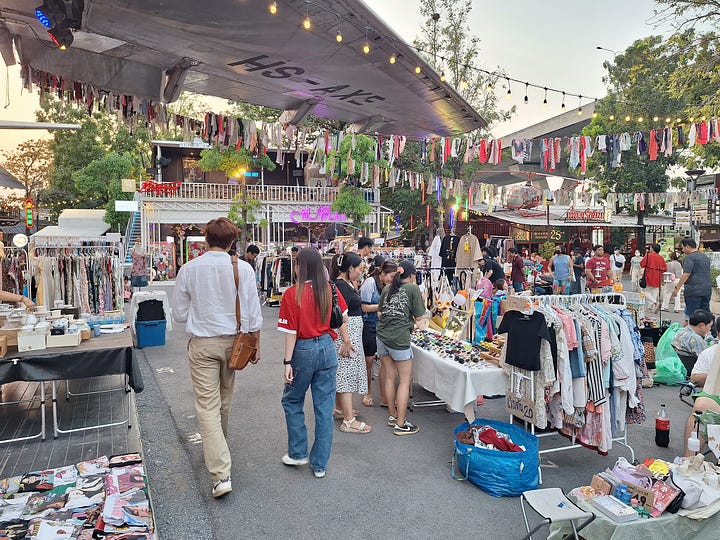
0;0;487;138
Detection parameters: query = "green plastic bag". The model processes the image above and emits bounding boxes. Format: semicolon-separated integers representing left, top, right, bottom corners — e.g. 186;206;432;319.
654;322;687;385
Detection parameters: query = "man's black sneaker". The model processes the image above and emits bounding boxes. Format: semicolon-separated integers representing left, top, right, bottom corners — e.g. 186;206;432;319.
393;421;419;436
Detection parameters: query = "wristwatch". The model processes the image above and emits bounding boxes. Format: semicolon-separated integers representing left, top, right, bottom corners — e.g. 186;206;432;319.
283;359;292;365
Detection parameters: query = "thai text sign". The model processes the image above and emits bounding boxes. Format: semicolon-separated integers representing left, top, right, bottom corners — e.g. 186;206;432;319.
506;395;535;423
564;207;610;223
290;205;347;224
531;227;568;242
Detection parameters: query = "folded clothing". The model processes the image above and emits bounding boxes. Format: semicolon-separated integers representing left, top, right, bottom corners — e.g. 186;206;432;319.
456;425;525;452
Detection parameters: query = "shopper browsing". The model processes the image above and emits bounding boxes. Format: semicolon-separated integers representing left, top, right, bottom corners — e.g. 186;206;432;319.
674;238;712;324
508;248;525;292
585;245;613;292
172;218;263;498
640;244;667;314
549;246;572;295
278;248;352;479
610;247;626;281
671;309;714;374
377;260;427;435
661;251;683;312
570;248;584;295
360;258;397;408
330;252;372;434
630;249;643;291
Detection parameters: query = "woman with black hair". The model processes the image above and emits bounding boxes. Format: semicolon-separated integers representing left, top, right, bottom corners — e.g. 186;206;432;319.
278;248;352;478
360;258;398;407
330;252;372;434
377;260;428;436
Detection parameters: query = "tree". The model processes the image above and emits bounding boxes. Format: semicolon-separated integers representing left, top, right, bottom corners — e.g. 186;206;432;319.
331;185;372;232
1;139;53;198
653;0;720;28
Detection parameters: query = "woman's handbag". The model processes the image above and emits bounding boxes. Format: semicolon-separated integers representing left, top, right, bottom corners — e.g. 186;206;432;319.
330;282;344;329
228;257;260;370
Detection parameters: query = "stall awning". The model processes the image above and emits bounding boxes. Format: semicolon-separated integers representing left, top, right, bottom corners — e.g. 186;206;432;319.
2;1;486;138
32;209;110;239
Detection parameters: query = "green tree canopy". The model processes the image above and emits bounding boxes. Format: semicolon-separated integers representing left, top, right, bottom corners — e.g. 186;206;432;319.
331;185;372;228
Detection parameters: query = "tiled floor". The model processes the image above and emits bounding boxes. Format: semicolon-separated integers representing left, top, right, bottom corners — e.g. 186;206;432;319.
0;374;141;479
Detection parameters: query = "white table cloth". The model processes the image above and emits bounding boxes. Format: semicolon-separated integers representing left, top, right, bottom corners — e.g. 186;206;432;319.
411;344;506;421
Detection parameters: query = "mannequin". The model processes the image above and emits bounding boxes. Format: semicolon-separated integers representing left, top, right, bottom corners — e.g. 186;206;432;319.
130;240;149;291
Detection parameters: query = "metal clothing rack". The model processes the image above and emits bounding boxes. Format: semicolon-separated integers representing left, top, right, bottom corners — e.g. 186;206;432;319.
506;293;636;482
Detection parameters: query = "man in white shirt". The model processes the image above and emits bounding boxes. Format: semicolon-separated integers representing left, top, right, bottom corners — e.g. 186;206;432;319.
610;247;626;281
684;342;720;456
173;218;263;497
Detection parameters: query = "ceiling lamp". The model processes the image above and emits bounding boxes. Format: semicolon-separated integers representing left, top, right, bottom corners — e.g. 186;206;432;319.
48;26;73;50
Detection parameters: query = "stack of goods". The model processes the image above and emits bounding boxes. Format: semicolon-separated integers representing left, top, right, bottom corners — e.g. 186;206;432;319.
0;453;154;539
411;330;495;369
477;335;505;364
574;454;720;522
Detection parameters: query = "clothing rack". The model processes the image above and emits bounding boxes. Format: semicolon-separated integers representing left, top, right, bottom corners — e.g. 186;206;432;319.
0;246;29;297
505;293;636;481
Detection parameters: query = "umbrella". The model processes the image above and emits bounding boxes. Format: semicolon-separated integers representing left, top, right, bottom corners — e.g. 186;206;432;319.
0;165;26;190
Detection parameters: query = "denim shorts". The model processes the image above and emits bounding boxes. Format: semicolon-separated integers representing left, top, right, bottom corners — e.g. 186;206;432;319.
376;337;413;361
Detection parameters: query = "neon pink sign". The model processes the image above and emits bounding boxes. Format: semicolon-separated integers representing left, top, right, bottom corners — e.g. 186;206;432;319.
290;205;347;224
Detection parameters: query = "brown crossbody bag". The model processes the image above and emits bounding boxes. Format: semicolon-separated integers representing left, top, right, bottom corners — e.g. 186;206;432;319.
228;256;260;370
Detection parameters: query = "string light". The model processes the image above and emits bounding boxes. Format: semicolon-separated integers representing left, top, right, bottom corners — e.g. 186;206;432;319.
440;72;446;82
638;116;643;122
415;66;421;74
486;81;493;92
609;114;615;120
592;112;598;118
561;92;565;110
506;78;511;99
336;29;343;42
389;53;396;64
543;87;548;107
363;42;370;54
461;79;468;88
577;95;583;116
303;16;311;30
653;116;659;122
269;2;278;15
624;115;631;121
665;117;671;123
523;82;529;104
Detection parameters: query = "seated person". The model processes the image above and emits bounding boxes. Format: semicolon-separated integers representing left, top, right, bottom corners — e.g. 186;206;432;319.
684;328;720;456
672;309;714;374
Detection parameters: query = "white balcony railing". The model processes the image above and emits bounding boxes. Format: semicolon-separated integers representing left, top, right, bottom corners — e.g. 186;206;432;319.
139;182;380;204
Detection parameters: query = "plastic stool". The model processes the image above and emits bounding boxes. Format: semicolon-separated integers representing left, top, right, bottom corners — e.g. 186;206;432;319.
520;488;595;540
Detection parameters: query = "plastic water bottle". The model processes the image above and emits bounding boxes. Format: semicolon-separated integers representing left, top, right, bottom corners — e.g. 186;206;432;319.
688;430;701;454
655;404;670;447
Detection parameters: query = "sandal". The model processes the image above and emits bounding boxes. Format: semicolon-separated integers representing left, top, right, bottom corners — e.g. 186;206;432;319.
333;408;359;420
339;417;372;434
362;395;374;407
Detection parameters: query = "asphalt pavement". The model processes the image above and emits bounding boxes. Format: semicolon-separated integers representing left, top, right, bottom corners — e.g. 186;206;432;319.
135;281;694;540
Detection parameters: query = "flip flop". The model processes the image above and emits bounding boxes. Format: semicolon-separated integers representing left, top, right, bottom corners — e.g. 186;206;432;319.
333;408;359;420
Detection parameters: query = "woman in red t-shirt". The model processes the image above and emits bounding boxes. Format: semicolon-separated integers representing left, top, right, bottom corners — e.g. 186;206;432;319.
278;248;351;478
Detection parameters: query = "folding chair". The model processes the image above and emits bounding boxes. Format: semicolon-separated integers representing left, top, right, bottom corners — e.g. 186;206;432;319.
520;488;595;540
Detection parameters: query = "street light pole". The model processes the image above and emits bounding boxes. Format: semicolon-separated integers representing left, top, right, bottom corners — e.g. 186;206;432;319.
685;169;706;243
595;46;618;55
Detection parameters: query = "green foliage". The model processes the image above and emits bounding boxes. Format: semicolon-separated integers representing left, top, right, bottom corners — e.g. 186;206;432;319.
382;188;436;239
228;195;262;226
539;241;556;261
414;0;513;131
1;139;53;198
330;134;387;179
710;266;720;288
72;152;134;206
197;146;276;176
332;185;372;226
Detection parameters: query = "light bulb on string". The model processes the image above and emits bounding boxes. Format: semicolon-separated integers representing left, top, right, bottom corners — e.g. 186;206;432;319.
653;116;659;122
486;80;493;92
609;114;615;120
415;66;421;74
363;42;370;54
577;95;583;115
578;108;583;116
592;112;598;118
638;116;644;122
505;78;511;99
440;72;446;82
542;87;548;107
389;53;396;64
269;2;278;14
461;79;468;88
336;30;343;42
561;92;566;110
523;82;528;104
702;115;707;121
666;117;671;123
689;117;694;122
624;115;631;122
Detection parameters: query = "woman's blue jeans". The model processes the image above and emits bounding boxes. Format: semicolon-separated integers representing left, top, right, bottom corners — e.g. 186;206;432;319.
281;333;338;472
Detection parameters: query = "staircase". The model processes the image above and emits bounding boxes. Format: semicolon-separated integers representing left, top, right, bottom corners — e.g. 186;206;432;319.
123;195;141;264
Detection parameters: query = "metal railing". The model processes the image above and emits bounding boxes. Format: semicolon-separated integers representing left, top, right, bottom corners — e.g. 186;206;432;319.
139;182;380;204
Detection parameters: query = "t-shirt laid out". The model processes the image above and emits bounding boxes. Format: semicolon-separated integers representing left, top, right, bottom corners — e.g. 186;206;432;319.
334;278;362;317
551;254;571;281
440;235;460;269
497;310;551;371
585;256;612;287
683;250;712;297
640;252;667;288
278;282;348;340
455;232;483;270
377;282;426;350
360;276;382;325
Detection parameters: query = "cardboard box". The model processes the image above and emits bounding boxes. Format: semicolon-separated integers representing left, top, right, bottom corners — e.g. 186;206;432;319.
18;331;47;352
46;332;82;348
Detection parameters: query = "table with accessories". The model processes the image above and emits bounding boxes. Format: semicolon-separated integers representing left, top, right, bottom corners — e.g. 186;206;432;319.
0;329;143;442
411;344;506;422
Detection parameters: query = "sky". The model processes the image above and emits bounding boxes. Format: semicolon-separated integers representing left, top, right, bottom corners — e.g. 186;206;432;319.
0;0;671;155
363;0;671;137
